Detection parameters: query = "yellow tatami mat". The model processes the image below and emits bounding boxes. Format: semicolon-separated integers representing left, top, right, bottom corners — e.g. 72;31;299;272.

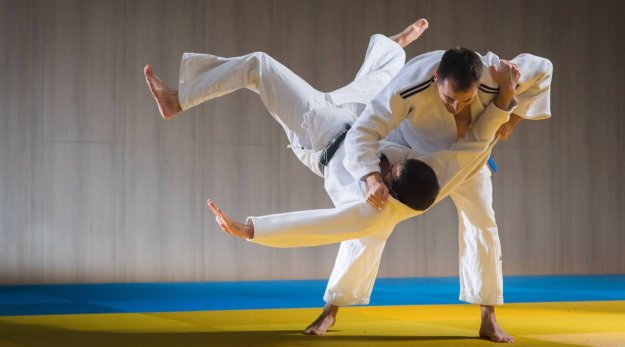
1;301;624;346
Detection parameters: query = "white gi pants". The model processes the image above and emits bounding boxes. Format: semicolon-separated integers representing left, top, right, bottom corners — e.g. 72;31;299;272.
178;34;404;166
322;166;503;306
450;166;503;305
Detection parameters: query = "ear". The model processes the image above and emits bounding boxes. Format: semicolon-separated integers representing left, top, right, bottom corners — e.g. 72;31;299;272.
433;70;439;84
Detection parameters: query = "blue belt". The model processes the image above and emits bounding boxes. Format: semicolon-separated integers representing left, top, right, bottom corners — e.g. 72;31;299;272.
487;157;498;173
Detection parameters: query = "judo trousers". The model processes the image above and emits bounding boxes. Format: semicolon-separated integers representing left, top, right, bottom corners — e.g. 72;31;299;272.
325;163;502;306
176;35;503;307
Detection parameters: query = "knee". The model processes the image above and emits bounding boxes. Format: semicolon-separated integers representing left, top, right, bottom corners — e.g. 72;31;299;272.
244;51;279;74
249;51;273;65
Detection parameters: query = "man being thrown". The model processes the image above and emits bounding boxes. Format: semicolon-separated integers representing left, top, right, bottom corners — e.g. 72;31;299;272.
145;18;550;343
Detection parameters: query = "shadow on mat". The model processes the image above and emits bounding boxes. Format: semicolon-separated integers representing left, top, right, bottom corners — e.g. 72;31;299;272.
0;321;488;346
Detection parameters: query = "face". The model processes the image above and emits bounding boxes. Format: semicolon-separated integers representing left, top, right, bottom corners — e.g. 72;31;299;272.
383;161;404;190
435;72;478;114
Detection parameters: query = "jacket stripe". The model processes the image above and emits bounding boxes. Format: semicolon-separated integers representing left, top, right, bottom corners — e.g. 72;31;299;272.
479;83;499;91
479;87;499;94
401;84;432;98
399;77;434;98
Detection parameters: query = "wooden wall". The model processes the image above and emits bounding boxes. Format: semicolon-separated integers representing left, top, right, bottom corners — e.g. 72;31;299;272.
1;0;624;284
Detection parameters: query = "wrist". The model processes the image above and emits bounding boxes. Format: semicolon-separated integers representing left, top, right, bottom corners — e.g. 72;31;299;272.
494;91;514;111
510;113;523;125
499;87;515;98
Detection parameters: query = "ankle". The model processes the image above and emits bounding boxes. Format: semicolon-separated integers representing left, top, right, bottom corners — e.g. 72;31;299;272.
480;305;496;321
323;303;339;316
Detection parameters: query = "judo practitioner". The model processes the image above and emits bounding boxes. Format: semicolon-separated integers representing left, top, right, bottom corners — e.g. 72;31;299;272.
338;41;552;342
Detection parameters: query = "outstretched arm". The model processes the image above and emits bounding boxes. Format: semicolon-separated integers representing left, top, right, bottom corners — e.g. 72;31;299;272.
207;199;418;248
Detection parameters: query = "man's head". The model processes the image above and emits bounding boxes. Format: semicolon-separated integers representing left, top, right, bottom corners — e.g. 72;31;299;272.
434;47;482;114
383;159;439;211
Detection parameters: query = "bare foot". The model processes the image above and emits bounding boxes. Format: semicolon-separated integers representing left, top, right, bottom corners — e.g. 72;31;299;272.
304;303;339;336
144;64;182;120
479;306;515;343
389;18;429;48
207;199;254;239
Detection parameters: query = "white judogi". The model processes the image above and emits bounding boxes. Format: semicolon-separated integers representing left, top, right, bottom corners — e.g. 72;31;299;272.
342;51;553;305
250;101;513;306
177;33;550;307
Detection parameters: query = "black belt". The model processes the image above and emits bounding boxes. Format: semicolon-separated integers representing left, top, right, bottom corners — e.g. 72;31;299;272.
319;124;351;174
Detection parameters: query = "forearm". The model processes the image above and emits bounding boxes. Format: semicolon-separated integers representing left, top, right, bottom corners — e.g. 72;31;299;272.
344;94;408;180
492;88;514;111
508;113;522;126
472;102;513;141
344;125;384;179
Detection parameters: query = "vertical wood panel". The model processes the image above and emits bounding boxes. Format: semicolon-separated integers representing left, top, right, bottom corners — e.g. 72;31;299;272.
42;0;125;143
122;0;208;282
41;143;123;283
0;0;46;283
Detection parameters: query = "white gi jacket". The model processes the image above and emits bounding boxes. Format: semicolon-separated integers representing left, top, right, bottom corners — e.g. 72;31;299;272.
344;51;553;179
250;101;511;247
336;51;552;306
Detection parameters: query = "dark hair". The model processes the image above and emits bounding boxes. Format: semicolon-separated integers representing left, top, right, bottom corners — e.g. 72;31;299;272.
390;159;439;211
437;47;482;92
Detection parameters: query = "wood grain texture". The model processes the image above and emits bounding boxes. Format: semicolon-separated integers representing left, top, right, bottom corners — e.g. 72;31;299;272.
0;0;623;285
41;143;124;283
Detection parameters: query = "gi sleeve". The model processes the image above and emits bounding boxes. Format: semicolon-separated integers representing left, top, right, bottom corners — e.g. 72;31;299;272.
471;99;516;141
343;91;410;181
481;52;553;120
510;54;553;120
248;199;418;248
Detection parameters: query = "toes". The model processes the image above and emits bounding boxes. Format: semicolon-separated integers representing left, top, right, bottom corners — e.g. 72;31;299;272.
144;64;153;77
303;327;319;336
207;200;220;216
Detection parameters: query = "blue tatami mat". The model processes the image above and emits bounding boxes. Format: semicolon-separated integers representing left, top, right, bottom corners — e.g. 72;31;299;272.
1;275;623;316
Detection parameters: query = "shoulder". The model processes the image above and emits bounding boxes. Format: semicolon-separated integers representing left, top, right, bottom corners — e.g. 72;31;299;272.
477;51;501;92
399;77;435;99
393;50;444;99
